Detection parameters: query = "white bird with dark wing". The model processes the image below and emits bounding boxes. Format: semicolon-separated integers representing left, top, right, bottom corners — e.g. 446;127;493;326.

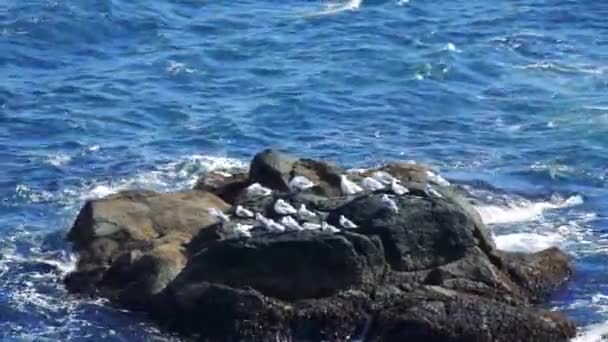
289;176;315;191
235;205;254;218
321;222;340;233
297;204;317;221
339;215;358;229
340;175;363;195
381;194;399;213
246;182;273;197
274;199;297;215
302;222;322;230
371;171;396;184
208;208;230;224
281;216;303;231
361;177;385;191
391;179;409;195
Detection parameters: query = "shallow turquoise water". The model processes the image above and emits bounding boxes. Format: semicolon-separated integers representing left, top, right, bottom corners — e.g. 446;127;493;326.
1;0;608;340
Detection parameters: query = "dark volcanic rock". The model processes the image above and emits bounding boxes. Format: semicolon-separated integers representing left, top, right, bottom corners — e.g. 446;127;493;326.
249;149;296;192
194;170;249;205
65;150;577;342
328;194;479;272
172;231;386;300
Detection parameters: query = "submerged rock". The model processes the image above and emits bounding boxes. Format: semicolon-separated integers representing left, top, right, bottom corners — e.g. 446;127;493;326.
65;150;576;341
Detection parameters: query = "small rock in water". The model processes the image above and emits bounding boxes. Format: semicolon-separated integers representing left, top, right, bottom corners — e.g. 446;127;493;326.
208;208;230;223
339;215;358;229
288;176;315;191
281;216;303;231
381;194;399;213
391;179;409;195
321;222;340;233
235;205;254;218
340;175;363;195
361;177;385;191
302;222;322;230
297;204;317;221
274;199;297;215
246;183;273;197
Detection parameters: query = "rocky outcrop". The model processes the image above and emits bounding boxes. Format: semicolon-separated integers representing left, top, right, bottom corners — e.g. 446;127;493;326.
65;149;576;341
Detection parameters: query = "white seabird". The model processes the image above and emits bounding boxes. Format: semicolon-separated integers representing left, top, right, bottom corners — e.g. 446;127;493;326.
425;185;444;198
321;222;340;233
426;170;450;186
288;176;315;191
381;194;399;213
340;175;363;195
339;215;358;229
361;177;385;191
233;223;253;238
281;216;303;231
246;183;273;197
391;179;409;195
208;208;230;224
371;171;396;184
302;222;322;230
297;204;317;221
235;205;254;218
255;213;271;226
266;219;286;233
274;199;297;215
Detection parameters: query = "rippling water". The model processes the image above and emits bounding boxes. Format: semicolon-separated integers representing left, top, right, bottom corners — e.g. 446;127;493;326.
1;0;608;340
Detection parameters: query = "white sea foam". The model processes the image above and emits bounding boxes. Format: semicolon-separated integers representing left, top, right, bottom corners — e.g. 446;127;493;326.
494;232;564;253
573;321;608;342
166;61;195;75
475;195;583;225
45;153;72;167
305;0;362;17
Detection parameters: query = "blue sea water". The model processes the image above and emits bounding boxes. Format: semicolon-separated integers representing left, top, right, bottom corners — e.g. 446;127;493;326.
1;0;608;340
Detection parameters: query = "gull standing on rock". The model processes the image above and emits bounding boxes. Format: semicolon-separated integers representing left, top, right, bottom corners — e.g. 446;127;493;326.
235;205;254;218
256;213;285;232
233;223;253;238
391;179;409;195
361;177;385;191
302;222;322;230
281;216;303;231
274;199;297;215
340;175;363;195
288;176;315;191
321;222;340;233
371;171;396;184
381;194;399;213
208;208;230;224
339;215;358;229
297;204;317;221
426;170;451;186
246;183;273;197
425;185;444;198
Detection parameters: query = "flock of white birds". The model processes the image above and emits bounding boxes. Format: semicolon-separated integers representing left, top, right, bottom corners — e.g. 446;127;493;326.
208;170;448;239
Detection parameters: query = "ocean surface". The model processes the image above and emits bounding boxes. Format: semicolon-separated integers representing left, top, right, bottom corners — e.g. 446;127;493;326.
1;0;608;340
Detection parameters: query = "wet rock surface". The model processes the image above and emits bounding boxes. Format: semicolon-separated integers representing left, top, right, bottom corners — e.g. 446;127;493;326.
65;149;576;341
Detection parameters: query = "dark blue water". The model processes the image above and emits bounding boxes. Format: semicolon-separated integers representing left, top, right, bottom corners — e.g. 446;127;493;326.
1;0;608;340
